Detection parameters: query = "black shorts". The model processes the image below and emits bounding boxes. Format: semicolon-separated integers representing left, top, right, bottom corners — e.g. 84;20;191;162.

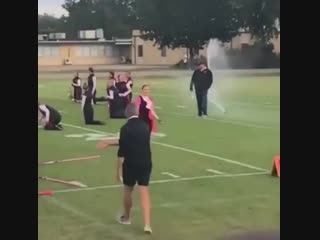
122;165;152;187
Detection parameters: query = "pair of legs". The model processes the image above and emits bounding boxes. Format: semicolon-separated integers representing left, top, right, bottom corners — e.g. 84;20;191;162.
83;106;104;125
44;115;63;130
121;166;152;233
195;90;208;116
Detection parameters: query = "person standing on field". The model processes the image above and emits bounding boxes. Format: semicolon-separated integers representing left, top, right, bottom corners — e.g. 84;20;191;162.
189;60;213;117
87;67;97;104
97;103;153;234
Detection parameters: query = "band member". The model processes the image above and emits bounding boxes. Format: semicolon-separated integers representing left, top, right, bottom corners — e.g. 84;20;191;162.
135;85;161;134
107;79;125;118
38;103;63;130
82;83;104;125
87;67;97;104
126;71;133;102
118;74;132;104
71;72;82;102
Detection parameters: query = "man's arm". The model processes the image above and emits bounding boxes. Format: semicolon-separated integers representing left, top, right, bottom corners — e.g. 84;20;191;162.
207;71;213;89
117;127;127;183
190;71;196;91
92;76;97;94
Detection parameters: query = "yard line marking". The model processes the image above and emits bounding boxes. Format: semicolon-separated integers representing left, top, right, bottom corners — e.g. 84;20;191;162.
54;171;269;194
161;172;180;178
176;105;187;109
44;197;107;227
61;123;268;172
155;106;163;109
152;141;268;172
170;112;279;130
206;169;225;174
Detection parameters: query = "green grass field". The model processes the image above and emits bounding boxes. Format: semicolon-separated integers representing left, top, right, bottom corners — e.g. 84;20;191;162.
38;71;280;240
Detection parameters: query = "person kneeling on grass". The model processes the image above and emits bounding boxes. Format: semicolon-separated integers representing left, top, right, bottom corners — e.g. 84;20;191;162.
82;83;104;125
97;103;153;234
38;103;63;130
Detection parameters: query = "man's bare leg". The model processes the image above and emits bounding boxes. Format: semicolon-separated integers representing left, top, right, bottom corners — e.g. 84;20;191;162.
123;186;134;220
138;186;152;233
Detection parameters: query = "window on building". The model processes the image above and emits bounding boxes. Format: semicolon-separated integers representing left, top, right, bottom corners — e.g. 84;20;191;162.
105;46;113;57
161;46;167;57
38;46;60;57
138;45;143;57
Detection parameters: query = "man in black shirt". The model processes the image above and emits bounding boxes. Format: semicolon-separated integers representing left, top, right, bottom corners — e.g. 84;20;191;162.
97;103;153;234
190;61;213;117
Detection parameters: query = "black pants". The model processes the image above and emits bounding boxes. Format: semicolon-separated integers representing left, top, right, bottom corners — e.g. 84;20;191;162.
73;87;82;102
44;114;62;130
195;90;208;116
83;105;104;125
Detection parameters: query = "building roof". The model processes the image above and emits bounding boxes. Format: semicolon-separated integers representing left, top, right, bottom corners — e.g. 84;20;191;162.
38;38;133;45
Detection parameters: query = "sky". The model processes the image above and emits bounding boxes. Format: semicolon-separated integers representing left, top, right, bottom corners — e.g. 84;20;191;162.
38;0;68;17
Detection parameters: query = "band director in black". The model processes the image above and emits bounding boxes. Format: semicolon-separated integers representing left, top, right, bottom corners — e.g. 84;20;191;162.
189;60;213;117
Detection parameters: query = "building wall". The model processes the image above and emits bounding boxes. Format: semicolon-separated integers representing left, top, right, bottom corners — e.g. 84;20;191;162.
38;43;120;66
132;30;187;65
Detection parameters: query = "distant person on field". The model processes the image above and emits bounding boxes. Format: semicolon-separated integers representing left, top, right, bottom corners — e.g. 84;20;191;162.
87;67;97;104
71;72;82;102
190;60;213;117
81;83;104;125
97;103;153;234
135;84;161;134
38;103;63;130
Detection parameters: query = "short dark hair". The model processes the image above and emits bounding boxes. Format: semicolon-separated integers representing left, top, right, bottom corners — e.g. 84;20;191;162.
125;103;138;118
88;67;94;73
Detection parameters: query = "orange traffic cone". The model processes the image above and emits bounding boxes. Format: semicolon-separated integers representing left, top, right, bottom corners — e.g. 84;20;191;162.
271;155;280;177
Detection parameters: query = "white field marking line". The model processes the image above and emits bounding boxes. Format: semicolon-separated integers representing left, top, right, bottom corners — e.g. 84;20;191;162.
170;112;279;130
61;122;268;172
136;92;280;107
40;155;101;165
44;197;107;228
206;169;225;175
155;106;163;109
54;172;269;194
161;172;181;178
176;105;187;109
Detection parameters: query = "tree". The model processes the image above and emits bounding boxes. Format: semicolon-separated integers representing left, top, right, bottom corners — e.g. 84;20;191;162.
122;0;279;58
62;0;133;39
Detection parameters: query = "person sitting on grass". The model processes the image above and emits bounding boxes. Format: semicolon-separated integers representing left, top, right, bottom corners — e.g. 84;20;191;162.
81;83;104;125
38;103;63;130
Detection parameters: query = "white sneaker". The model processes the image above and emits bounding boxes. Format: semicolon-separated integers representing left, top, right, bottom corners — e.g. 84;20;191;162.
117;215;131;225
144;225;152;234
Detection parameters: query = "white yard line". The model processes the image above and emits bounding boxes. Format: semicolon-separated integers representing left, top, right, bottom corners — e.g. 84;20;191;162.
44;197;107;227
206;169;225;174
61;123;268;172
169;112;279;130
54;172;268;194
161;172;181;178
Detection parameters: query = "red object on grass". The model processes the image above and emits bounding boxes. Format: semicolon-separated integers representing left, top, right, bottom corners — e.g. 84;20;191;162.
38;191;53;196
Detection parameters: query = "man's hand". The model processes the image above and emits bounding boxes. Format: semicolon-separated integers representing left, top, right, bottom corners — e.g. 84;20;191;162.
116;171;123;183
96;141;109;150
